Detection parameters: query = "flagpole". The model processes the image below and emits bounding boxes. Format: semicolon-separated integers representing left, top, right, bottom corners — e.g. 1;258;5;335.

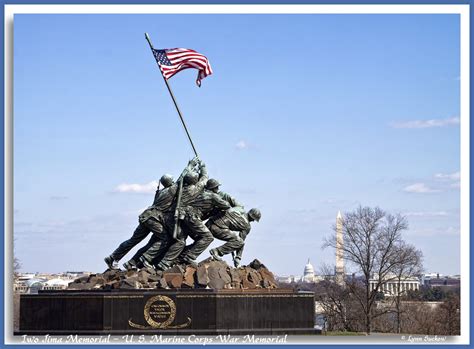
145;32;199;158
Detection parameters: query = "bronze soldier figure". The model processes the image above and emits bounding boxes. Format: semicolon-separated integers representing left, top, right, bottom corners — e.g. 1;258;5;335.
204;178;241;207
154;164;235;270
104;158;199;270
173;185;232;266
140;159;209;269
208;207;261;267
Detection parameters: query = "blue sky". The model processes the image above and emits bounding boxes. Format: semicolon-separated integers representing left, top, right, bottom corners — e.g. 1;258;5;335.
13;13;461;276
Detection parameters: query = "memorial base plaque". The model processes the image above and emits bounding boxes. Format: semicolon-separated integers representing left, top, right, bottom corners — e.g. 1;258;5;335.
17;289;317;335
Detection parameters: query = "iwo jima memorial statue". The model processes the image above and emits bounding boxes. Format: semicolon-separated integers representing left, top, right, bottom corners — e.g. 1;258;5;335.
18;34;316;336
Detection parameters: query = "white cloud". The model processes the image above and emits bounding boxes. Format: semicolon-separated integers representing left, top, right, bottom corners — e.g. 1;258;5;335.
50;195;68;201
113;181;158;194
410;226;460;237
435;171;460;181
404;211;449;217
450;182;461;189
235;140;249;150
444;226;460;236
434;171;460;191
390;117;460;129
402;183;439;194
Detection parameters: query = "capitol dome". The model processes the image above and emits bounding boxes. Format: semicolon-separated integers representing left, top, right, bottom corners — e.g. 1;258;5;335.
302;258;315;282
304;259;314;276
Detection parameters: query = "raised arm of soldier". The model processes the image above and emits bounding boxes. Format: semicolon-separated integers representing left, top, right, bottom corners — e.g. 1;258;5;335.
177;156;199;182
194;160;208;192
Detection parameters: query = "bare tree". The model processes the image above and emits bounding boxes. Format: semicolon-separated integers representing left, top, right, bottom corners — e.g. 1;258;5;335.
14;257;21;276
13;237;21;278
13;239;22;332
323;206;413;334
403;302;439;334
439;294;461;335
314;264;357;331
392;242;423;333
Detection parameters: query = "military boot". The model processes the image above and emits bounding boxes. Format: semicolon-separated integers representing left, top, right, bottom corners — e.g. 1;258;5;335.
139;256;154;270
104;255;119;270
209;248;222;261
156;261;171;271
123;260;137;271
233;256;241;268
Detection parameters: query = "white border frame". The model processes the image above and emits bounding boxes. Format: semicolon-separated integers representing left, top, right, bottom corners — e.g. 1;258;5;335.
4;4;470;345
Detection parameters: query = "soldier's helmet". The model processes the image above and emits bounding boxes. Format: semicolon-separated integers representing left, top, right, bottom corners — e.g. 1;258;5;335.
248;208;261;222
160;174;174;188
183;172;199;185
206;178;221;190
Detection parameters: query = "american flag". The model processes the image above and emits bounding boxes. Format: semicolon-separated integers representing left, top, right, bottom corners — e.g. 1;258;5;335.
152;48;213;87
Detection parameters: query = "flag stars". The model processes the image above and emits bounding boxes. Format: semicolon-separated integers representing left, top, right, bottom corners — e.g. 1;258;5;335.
153;49;172;66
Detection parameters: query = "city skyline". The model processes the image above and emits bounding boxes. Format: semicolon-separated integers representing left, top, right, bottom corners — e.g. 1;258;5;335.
15;211;462;278
13;13;462;276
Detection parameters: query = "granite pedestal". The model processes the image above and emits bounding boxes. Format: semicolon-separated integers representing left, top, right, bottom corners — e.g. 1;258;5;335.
18;289;317;335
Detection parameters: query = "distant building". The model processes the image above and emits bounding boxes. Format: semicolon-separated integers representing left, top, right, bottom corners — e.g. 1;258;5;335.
24;278;47;294
17;273;36;281
276;275;297;284
369;274;420;296
13;281;28;294
422;273;460;288
302;259;315;283
14;272;80;294
65;271;92;278
426;277;461;288
43;278;71;291
276;259;324;284
300;259;324;283
422;272;442;286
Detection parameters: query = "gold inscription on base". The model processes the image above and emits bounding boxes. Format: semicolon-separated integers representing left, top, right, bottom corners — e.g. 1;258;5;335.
128;295;191;329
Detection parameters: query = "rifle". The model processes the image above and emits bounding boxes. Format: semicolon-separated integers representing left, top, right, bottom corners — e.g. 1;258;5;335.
151;181;161;206
172;178;184;240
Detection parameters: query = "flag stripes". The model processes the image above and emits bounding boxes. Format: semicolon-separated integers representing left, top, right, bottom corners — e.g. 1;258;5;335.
153;48;213;87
